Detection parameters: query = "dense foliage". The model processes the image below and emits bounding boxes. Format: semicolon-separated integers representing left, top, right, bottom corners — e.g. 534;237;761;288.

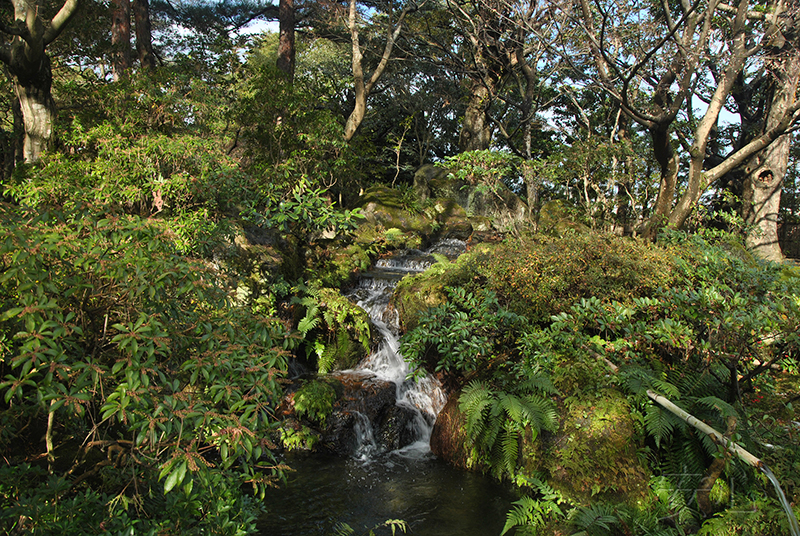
0;203;290;533
0;0;798;533
399;227;800;535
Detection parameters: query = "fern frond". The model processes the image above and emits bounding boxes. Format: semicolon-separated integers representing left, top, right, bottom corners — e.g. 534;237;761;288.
297;310;320;335
317;341;337;374
645;404;674;448
381;519;408;535
431;253;450;265
698;430;722;457
569;504;618;533
481;408;504;452
501;496;545;536
499;392;525;425
651;378;680;400
694;396;738;419
496;428;519;477
333;522;354;536
459;381;494;443
523;394;558;435
517;373;559;396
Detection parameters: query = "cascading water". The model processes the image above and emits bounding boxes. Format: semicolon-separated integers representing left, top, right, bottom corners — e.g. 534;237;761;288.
258;239;517;536
345;241;461;457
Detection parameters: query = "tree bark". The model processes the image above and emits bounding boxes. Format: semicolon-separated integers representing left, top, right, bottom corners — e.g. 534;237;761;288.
459;81;493;151
343;0;411;142
276;0;295;81
742;24;800;262
112;0;132;80
14;59;55;163
643;125;679;238
133;0;156;69
0;0;78;162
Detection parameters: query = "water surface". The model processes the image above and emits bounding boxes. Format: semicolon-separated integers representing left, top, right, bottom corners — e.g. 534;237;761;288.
259;449;517;536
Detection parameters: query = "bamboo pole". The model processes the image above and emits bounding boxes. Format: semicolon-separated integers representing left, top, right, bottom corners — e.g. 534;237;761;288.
645;390;762;468
648;390;800;536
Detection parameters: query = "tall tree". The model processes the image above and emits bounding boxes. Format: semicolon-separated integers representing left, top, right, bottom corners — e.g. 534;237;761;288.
445;0;508;151
0;0;80;162
741;4;800;261
111;0;132;80
343;0;415;141
573;0;800;239
276;0;295;79
133;0;155;68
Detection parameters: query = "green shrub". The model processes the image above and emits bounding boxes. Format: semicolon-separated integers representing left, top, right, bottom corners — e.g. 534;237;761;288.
0;204;289;533
400;287;526;379
475;233;677;322
291;281;371;373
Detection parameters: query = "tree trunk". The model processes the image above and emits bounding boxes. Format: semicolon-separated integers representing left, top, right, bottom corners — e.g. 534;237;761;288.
276;0;295;81
112;0;132;81
742;42;800;261
13;57;55;163
642;125;679;239
0;0;78;163
343;0;409;142
133;0;156;69
459;81;493;152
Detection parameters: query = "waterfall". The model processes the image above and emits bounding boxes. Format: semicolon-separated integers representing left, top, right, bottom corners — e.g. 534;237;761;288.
346;240;463;457
760;465;800;536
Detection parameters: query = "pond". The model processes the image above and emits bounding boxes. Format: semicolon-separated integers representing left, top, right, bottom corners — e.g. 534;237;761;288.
259;449;517;536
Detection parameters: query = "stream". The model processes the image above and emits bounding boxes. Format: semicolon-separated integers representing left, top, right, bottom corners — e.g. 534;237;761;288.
259;240;517;535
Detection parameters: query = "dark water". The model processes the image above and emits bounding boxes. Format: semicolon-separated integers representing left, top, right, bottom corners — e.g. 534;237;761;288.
258;450;517;536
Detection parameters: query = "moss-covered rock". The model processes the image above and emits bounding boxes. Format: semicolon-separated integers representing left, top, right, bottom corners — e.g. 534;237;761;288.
430;394;475;470
541;391;649;502
414;164;528;233
359;185;437;236
537;200;590;236
430;387;650;507
392;244;488;331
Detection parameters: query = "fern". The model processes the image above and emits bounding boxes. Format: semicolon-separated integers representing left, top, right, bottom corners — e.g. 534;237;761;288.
694;396;738;420
317;339;337;375
460;380;493;440
290;282;371;373
517;373;559;396
651;378;680;400
644;404;675;448
496;429;519;477
501;496;564;536
295;296;321;336
523;394;558;437
650;476;698;527
569;504;618;535
431;253;450;265
459;380;557;479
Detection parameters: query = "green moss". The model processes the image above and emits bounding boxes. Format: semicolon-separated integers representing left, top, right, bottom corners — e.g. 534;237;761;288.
393;246;486;331
543;391;649;501
475;232;677;323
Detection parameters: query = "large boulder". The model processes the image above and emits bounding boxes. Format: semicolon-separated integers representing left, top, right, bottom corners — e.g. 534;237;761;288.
281;372;419;457
357;184;473;243
430;389;649;502
430;394;475;470
359;185;436;237
413;164;528;233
